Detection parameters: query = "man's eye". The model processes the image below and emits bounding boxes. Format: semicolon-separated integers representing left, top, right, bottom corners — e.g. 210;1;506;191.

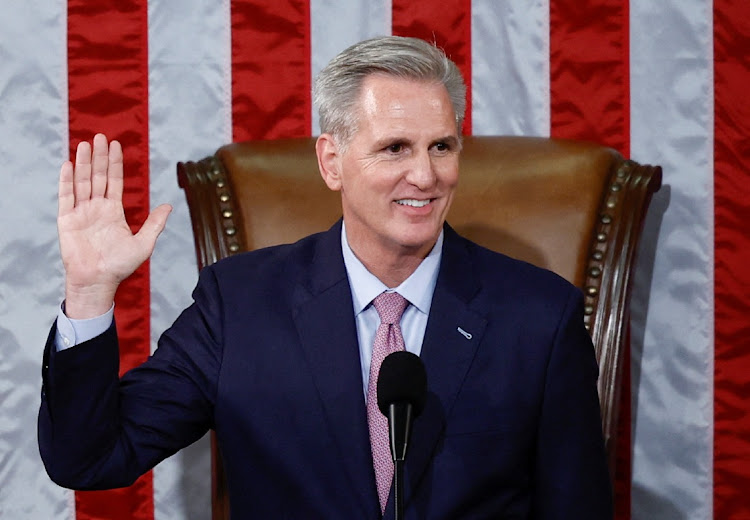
386;143;403;153
434;142;449;152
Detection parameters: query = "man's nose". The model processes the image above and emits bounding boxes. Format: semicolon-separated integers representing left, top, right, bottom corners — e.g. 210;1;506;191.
405;150;437;189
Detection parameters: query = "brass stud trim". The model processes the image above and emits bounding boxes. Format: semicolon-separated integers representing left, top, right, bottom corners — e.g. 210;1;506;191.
201;156;243;256
583;157;633;341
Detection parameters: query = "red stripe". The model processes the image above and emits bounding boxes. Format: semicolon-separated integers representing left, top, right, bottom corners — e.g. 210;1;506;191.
392;0;473;136
549;2;630;517
67;1;153;518
231;0;311;141
549;1;630;157
713;1;750;516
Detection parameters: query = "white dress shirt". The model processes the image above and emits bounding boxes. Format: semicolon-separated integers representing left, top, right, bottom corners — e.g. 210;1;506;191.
55;302;114;351
340;222;443;397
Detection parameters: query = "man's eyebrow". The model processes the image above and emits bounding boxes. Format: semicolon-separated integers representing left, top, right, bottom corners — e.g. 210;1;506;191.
433;135;460;147
371;135;461;149
372;137;413;149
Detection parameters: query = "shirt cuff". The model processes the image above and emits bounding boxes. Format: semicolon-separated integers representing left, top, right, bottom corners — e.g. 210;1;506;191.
54;302;115;352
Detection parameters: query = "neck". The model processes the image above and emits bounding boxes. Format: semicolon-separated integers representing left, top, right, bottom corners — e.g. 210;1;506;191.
360;253;423;288
346;236;435;288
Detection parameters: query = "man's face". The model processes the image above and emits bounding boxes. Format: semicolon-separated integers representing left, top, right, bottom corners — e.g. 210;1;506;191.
319;74;460;261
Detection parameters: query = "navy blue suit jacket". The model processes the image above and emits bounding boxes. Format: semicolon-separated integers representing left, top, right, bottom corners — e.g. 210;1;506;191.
39;221;612;519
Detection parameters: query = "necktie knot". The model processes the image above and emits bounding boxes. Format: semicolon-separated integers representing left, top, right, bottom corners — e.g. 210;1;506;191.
372;292;408;325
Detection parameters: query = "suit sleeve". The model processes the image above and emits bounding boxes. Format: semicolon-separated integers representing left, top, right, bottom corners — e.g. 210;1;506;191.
38;266;224;490
531;288;614;519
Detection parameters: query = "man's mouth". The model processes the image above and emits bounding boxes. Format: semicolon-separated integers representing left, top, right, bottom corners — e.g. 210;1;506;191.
395;198;432;208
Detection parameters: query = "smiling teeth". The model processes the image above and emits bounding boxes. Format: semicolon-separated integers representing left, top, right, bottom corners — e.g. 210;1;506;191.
396;199;430;207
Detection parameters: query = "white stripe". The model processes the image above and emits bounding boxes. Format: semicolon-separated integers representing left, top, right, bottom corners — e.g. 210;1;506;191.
148;0;232;517
629;1;714;518
471;0;549;136
310;0;392;135
0;2;74;519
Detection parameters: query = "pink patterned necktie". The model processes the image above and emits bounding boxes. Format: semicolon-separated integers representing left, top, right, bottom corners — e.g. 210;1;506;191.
367;291;409;513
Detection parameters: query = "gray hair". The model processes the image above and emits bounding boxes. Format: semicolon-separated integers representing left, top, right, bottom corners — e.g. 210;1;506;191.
313;36;467;147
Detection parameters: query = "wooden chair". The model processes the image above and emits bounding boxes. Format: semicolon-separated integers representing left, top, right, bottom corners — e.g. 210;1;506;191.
177;135;662;520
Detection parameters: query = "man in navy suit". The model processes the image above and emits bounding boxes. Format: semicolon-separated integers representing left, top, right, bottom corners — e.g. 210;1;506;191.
39;36;612;518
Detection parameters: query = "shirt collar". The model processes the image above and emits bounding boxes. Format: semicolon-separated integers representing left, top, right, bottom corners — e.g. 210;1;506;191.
341;221;443;317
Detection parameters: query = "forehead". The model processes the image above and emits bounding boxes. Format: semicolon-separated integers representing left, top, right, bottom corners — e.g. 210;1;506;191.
353;74;457;133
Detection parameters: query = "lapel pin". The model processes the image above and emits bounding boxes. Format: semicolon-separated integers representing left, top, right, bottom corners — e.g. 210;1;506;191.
457;327;472;340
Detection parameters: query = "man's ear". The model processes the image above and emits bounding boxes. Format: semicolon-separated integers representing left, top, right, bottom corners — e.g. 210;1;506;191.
316;134;342;191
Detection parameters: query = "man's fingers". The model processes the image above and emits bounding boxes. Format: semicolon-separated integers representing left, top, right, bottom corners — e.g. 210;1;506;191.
90;133;109;198
135;204;173;252
58;161;75;217
73;140;92;202
106;140;124;201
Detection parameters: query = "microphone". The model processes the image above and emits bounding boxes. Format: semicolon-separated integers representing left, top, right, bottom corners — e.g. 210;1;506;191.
377;351;427;519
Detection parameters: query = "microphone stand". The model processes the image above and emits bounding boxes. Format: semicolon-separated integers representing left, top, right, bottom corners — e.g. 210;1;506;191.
394;458;405;520
388;402;413;520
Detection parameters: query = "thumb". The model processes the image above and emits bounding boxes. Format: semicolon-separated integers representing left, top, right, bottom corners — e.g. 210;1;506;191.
135;203;172;252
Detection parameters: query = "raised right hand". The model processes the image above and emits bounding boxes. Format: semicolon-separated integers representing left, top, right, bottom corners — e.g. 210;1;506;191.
59;134;172;319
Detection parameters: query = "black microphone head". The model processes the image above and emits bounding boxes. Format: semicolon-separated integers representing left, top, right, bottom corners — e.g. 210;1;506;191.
377;351;428;417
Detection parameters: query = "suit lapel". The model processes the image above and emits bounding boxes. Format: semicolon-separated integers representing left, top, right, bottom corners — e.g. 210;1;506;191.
291;222;381;518
400;226;488;513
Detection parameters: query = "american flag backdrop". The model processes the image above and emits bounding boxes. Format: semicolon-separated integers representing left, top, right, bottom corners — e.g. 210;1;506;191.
0;1;748;519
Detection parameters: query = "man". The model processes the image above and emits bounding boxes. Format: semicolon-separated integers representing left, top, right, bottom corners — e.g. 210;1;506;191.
39;36;612;518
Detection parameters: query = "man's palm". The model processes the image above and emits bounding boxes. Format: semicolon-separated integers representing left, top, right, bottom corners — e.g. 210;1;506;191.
59;134;171;318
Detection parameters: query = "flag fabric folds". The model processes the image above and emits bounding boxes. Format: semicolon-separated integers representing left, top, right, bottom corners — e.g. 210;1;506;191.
0;1;747;519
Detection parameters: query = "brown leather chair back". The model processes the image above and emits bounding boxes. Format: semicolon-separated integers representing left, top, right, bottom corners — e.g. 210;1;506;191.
177;135;661;519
